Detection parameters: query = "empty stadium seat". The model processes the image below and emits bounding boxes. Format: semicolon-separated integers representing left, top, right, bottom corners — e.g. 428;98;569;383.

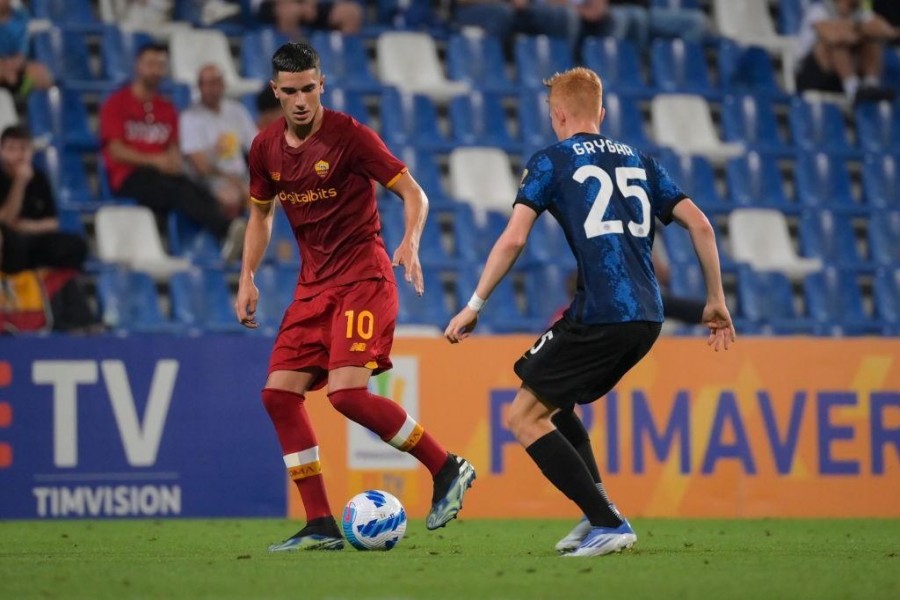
27;87;98;151
241;28;289;82
376;32;469;101
795;152;863;212
394;148;453;208
167;212;222;266
264;204;301;266
603;92;654;150
518;88;555;158
169;268;244;334
789;98;859;158
449;91;520;153
650;94;744;162
777;0;806;35
869;209;900;266
95;205;191;279
397;270;450;328
456;266;543;333
726;152;796;212
651;39;721;100
660;221;697;266
170;28;262;97
375;0;441;31
379;199;456;269
735;265;816;334
448;147;519;220
657;151;729;214
446;33;516;95
798;210;873;272
327;87;370;124
853;100;900;154
252;263;297;333
0;88;16;134
873;268;900;334
101;25;159;86
96;268;176;333
718;41;788;100
524;264;573;322
728;208;822;279
668;262;706;299
379;87;455;153
581;37;653;98
514;36;574;90
32;27;113;93
310;31;382;94
804;267;881;335
31;0;104;32
721;95;793;158
862;153;899;209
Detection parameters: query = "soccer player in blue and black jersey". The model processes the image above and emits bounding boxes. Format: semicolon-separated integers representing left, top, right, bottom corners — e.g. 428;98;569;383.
445;67;735;557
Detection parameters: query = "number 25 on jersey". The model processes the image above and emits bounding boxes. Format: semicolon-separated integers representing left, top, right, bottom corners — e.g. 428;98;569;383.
576;166;651;240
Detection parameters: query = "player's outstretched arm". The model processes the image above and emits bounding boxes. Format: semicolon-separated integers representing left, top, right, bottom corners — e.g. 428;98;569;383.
386;171;427;296
235;199;275;328
445;204;538;343
670;199;736;351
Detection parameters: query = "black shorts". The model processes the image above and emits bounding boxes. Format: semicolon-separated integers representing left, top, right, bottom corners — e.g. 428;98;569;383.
796;52;843;94
513;318;662;410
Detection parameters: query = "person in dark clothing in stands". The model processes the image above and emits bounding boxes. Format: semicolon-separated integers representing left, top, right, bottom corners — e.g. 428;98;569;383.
0;125;87;273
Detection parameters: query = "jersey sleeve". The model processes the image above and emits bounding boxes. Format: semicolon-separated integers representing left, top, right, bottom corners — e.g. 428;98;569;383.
514;151;555;214
645;155;687;225
347;121;407;188
248;135;275;203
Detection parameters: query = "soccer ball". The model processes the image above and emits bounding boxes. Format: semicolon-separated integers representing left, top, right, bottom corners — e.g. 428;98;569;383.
341;489;407;551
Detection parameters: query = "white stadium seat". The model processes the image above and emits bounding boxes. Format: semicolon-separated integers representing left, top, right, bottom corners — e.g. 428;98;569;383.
728;208;822;280
170;28;263;97
95;205;191;280
448;147;519;223
376;32;470;103
651;94;744;163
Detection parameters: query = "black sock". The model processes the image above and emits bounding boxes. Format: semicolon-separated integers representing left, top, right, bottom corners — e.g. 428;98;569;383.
552;409;601;483
525;430;622;528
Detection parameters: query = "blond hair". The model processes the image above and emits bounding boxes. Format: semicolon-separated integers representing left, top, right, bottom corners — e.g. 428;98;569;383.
543;67;603;120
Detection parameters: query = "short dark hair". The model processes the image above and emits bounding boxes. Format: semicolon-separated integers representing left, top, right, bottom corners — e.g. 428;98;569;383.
271;42;320;76
135;42;168;60
1;124;31;145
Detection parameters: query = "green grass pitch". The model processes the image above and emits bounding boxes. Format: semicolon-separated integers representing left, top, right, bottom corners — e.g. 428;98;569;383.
1;519;898;599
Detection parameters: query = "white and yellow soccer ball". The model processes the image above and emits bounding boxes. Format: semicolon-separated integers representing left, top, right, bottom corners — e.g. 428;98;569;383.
341;490;407;551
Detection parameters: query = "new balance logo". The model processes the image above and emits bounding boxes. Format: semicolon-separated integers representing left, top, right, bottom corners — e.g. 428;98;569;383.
349;343;367;352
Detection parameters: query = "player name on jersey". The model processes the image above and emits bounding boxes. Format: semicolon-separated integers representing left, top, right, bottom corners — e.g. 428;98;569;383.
572;139;635;157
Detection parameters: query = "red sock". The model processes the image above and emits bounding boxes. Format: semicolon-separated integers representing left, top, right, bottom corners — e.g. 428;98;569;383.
328;387;449;476
261;388;332;521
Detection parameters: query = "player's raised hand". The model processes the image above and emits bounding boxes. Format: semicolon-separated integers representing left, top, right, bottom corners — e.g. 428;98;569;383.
702;300;736;352
444;307;479;344
235;277;260;329
392;242;424;296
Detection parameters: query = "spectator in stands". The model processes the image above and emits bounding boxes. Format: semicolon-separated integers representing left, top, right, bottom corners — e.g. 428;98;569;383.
0;125;87;273
254;0;364;36
100;43;245;260
180;64;258;221
256;87;282;129
575;0;709;52
0;0;52;98
451;1;580;51
795;0;900;102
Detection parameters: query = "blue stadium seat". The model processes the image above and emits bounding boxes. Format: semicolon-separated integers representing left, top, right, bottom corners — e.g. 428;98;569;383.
795;152;864;213
721;95;793;158
804;267;881;335
798;210;873;272
514;36;574;90
32;28;113;94
327;87;370;124
650;39;721;100
101;25;155;86
853;100;900;154
263;206;300;266
31;0;103;32
718;41;788;101
873;268;900;335
375;0;442;31
34;147;94;212
789;98;859;158
524;263;573;322
518;88;555;158
167;212;222;266
581;37;653;98
252;264;297;333
394;148;454;208
27;87;98;151
397;270;450;327
883;47;900;92
726;152;796;213
170;268;245;334
777;0;805;35
446;34;516;95
657;151;729;214
457;266;543;333
869;208;900;266
241;28;289;82
309;32;381;94
172;0;244;35
603;92;654;150
96;269;176;334
380;198;456;269
521;215;575;270
379;88;455;153
660;220;697;266
449;203;487;265
651;0;700;7
735;265;816;334
450;91;520;153
669;263;705;298
862;153;899;209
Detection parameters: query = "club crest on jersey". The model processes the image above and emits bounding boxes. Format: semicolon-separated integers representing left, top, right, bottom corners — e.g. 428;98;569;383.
270;171;281;181
314;160;330;178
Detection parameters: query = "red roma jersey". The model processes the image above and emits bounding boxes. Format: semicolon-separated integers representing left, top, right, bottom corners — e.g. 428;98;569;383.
248;109;407;299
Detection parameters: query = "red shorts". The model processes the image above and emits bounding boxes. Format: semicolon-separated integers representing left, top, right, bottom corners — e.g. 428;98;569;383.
268;277;398;390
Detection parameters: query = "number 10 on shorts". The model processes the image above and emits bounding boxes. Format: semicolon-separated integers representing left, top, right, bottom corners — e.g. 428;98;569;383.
344;310;375;340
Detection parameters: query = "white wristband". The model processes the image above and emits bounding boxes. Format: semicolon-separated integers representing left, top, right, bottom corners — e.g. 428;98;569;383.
467;292;486;313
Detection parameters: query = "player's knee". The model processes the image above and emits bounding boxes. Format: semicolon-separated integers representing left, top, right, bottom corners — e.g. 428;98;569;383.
327;387;360;417
261;387;305;420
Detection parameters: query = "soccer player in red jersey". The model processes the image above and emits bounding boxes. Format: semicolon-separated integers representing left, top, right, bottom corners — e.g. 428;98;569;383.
235;42;476;551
